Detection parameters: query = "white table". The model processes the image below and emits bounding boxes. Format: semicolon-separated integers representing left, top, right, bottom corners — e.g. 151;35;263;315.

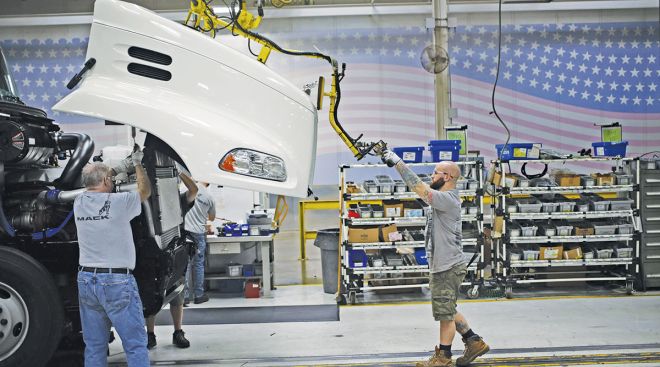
205;234;274;297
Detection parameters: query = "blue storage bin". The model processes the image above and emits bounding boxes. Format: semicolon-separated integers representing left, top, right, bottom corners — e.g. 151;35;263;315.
349;249;368;268
392;146;424;163
428;140;461;162
242;264;255;276
592;141;628;157
429;139;461;147
414;248;428;265
495;143;541;160
429;145;460;162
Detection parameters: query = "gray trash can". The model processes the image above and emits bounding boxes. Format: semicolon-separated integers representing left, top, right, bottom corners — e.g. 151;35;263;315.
313;228;340;294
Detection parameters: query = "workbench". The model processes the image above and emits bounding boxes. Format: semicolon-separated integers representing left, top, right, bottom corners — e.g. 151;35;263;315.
204;234;275;297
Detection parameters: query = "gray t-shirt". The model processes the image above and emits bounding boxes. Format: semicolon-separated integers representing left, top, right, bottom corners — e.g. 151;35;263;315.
74;191;142;269
184;184;216;234
425;189;465;273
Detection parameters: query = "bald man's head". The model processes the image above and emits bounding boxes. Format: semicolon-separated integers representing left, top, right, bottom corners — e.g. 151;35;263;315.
430;161;460;190
437;161;460;182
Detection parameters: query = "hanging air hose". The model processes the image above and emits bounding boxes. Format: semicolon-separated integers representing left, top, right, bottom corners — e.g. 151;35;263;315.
186;0;378;160
520;162;548;180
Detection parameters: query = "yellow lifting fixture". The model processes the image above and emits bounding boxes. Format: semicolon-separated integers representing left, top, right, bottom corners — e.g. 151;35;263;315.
185;0;381;160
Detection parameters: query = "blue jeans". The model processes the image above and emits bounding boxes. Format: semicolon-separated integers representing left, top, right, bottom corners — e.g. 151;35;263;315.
185;232;207;299
77;271;149;367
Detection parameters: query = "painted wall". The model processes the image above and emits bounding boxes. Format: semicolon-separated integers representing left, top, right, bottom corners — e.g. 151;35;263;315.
1;6;657;232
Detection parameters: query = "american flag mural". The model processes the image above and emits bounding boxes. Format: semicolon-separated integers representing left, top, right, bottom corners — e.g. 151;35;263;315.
449;21;660;170
0;34;129;153
2;18;658;185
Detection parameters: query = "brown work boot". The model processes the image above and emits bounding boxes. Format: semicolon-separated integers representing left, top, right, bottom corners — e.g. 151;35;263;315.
456;335;489;366
416;346;453;367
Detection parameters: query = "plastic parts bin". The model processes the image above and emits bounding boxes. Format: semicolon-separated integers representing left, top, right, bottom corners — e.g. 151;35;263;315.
555;222;574;236
615;174;632;185
617;223;634;235
557;200;576;212
614;247;633;258
394;180;407;193
596;248;614;259
580;175;595;186
592;221;617;235
414;248;428;265
348;249;368;268
392;146;424;163
358;204;372;218
495;143;541;160
363;180;378;193
609;198;634;211
592;141;628;157
538;223;556;236
523;250;540;260
429;142;460;162
589;198;610;211
519;221;539;236
375;175;394;193
515;197;543;213
540;199;560;213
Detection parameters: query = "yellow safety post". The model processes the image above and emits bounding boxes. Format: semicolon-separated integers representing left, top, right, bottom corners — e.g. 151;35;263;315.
298;200;340;260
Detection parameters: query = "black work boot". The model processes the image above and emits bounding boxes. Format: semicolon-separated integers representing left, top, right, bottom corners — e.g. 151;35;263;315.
147;332;157;350
194;294;209;304
173;329;190;348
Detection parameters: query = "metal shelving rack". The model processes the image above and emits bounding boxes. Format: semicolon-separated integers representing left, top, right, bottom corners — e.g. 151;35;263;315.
338;161;485;304
492;156;641;298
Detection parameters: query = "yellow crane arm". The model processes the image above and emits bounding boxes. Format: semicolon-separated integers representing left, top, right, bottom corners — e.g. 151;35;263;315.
186;0;376;160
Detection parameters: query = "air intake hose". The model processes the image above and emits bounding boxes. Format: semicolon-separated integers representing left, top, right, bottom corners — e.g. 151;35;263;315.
54;133;94;190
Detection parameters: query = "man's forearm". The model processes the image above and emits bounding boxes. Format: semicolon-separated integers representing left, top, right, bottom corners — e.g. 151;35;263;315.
179;172;198;202
394;161;433;204
136;164;152;201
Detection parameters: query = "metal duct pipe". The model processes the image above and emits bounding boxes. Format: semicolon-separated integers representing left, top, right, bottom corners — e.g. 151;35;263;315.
53;133;95;190
39;188;86;204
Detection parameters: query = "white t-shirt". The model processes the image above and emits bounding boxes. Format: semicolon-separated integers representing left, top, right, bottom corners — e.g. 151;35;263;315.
74;191;142;269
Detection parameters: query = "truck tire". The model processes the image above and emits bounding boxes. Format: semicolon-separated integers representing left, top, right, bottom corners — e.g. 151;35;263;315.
0;246;64;367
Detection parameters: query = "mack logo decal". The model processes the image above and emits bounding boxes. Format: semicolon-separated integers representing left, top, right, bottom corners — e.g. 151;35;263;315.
77;215;110;221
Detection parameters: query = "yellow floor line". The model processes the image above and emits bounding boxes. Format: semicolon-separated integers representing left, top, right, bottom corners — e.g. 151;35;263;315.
293;351;660;367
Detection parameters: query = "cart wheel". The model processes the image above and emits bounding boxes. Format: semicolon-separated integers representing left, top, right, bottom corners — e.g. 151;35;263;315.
337;294;347;305
348;291;357;305
466;286;479;299
625;280;635;295
505;285;513;299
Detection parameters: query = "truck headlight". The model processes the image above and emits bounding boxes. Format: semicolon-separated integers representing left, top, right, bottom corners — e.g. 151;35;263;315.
219;149;287;182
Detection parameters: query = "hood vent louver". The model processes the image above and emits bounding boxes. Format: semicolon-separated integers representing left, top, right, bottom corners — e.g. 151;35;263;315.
127;63;171;81
128;46;172;65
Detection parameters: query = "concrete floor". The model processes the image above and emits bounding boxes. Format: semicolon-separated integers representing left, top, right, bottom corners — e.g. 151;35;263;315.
105;230;660;366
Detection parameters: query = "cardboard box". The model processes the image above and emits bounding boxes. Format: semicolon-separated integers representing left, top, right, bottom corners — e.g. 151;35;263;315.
554;174;581;187
540;245;564;260
380;224;399;242
492;170;518;187
591;173;615;186
348;227;380;243
563;247;583;259
383;201;403;217
574;225;594;236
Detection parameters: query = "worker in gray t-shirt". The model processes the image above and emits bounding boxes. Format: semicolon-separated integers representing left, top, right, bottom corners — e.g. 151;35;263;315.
184;182;216;304
380;148;489;367
74;150;151;367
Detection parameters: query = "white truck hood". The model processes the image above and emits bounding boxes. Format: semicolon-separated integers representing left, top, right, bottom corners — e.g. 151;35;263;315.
53;0;317;198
